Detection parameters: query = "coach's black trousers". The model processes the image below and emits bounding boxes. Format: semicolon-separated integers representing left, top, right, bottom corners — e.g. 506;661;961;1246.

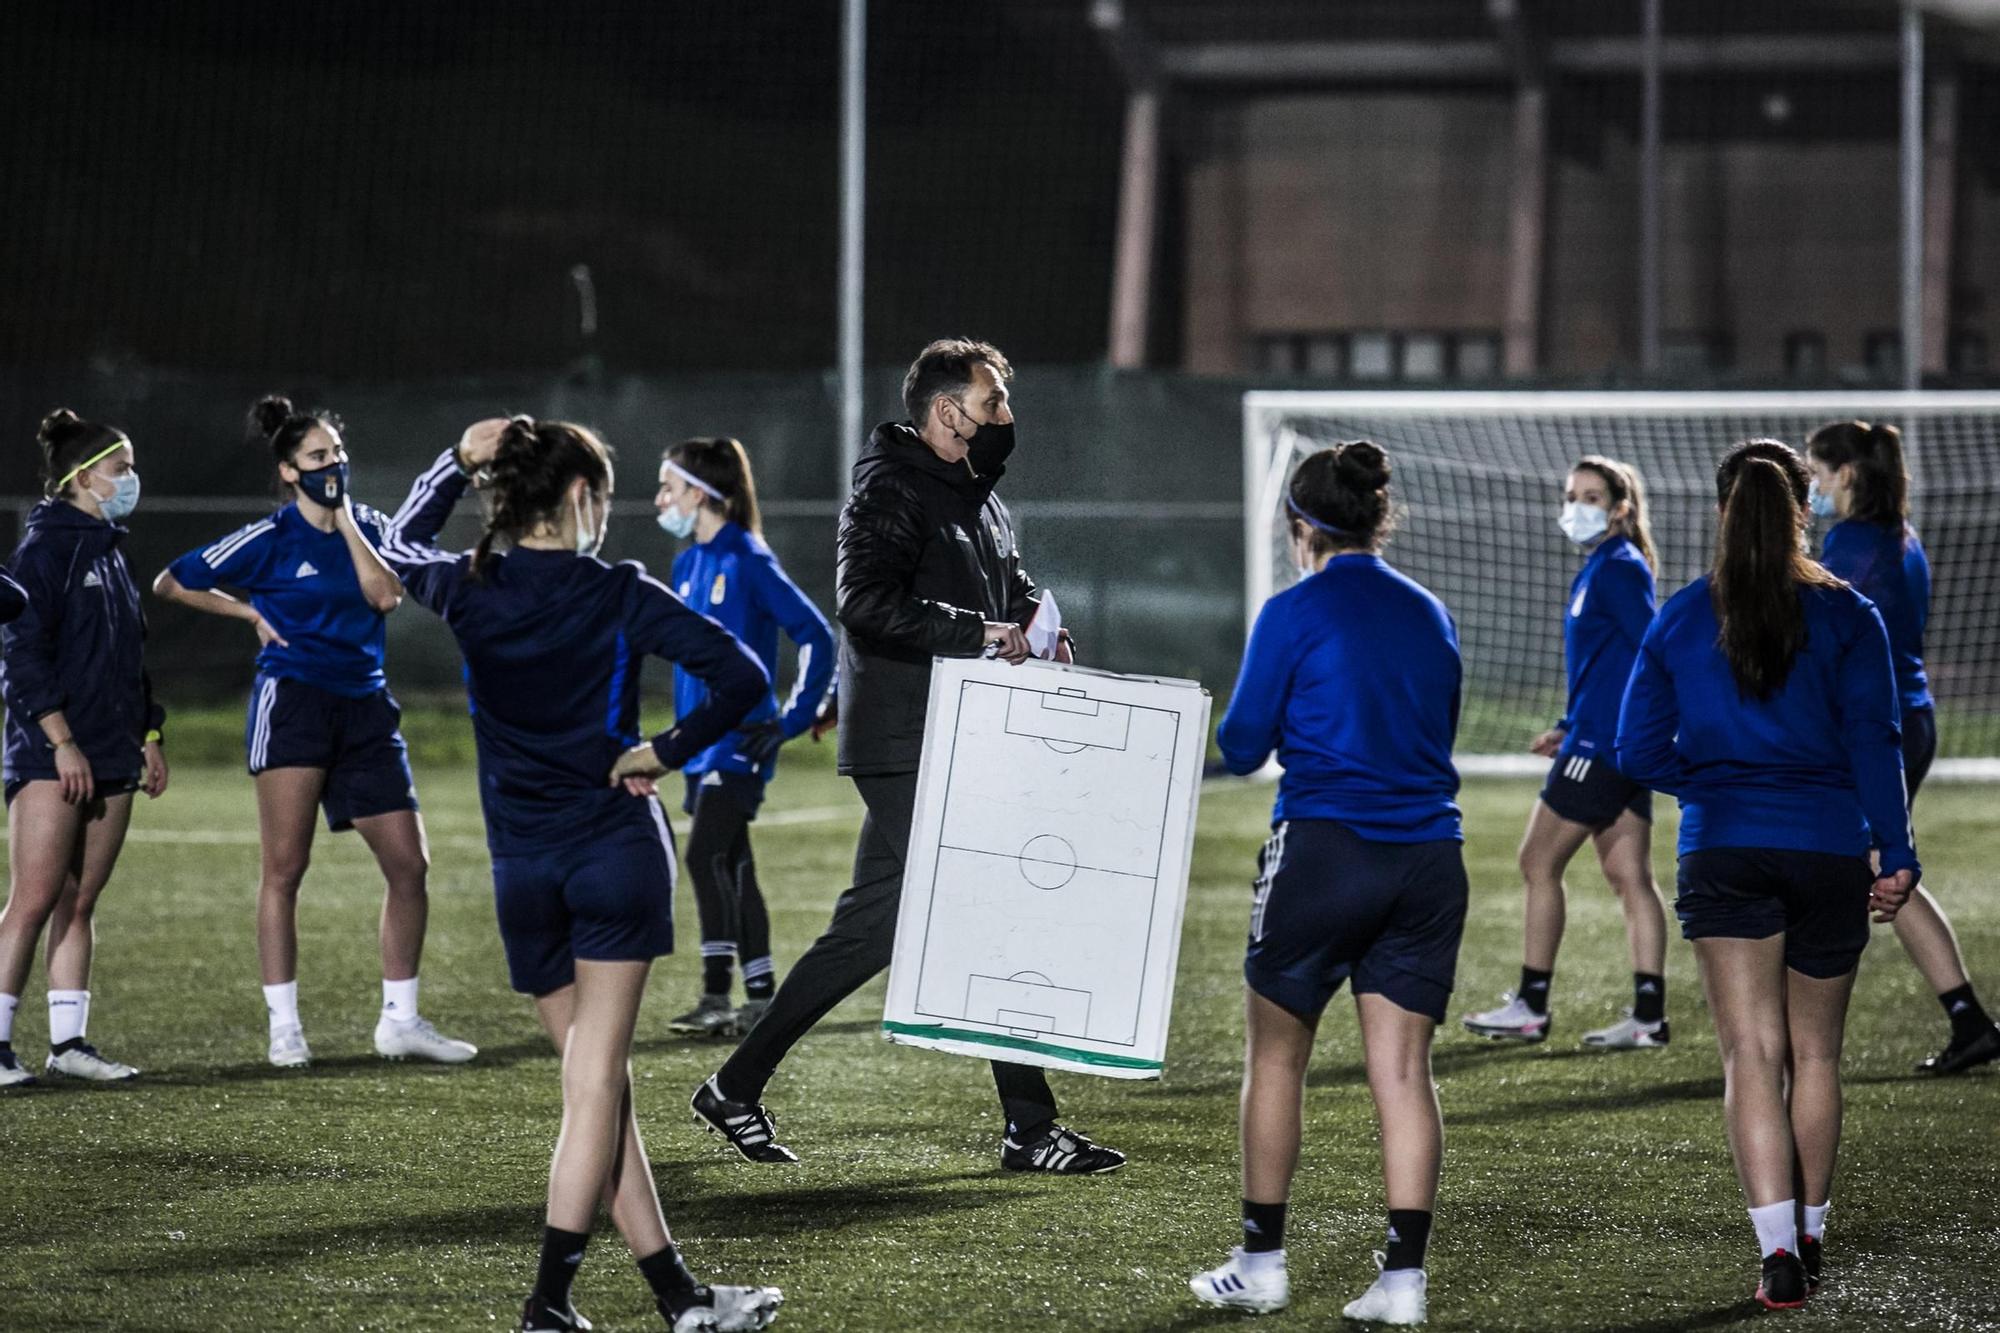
716;771;1061;1136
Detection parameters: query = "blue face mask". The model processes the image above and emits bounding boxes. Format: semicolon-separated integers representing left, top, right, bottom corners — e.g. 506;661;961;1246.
1807;479;1838;520
296;460;349;507
657;505;698;540
95;470;142;522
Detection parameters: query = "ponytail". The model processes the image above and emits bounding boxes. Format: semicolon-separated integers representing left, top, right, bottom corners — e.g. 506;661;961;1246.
38;409;127;499
665;437;762;536
1711;440;1842;699
1572;455;1660;574
1805;419;1909;529
470;415;614;579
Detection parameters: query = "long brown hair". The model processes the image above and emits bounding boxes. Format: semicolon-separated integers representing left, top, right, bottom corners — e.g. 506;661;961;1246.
1711;440;1843;699
1805;420;1908;529
470;416;614;578
665;437;761;535
1572;454;1659;574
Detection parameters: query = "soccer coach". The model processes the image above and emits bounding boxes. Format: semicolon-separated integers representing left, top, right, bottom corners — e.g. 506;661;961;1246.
692;338;1127;1175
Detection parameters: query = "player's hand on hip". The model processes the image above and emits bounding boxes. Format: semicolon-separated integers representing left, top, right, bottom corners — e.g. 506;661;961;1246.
609;742;667;786
251;613;289;650
740;719;784;766
1869;867;1917;922
1530;728;1564;758
981;621;1031;665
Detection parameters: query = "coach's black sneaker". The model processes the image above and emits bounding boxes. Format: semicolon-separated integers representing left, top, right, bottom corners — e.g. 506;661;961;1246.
520;1295;592;1331
1001;1123;1127;1174
691;1076;798;1164
1800;1235;1823;1294
1915;1022;2000;1075
1755;1249;1808;1310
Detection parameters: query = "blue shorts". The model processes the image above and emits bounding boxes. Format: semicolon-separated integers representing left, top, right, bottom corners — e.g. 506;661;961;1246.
1541;747;1651;831
1903;706;1937;803
491;801;679;996
1245;819;1469;1023
682;768;766;820
246;675;418;832
1676;847;1872;979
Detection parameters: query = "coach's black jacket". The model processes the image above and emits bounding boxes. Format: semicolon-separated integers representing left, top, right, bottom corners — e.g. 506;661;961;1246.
835;421;1039;776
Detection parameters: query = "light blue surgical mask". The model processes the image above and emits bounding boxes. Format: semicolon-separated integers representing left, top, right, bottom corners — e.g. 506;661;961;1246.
1807;479;1838;520
95;470;142;522
656;505;698;540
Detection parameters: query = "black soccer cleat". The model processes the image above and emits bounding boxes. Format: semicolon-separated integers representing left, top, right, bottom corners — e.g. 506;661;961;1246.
521;1295;593;1331
1915;1022;2000;1076
1799;1235;1823;1294
1755;1249;1809;1310
691;1076;799;1164
1000;1123;1127;1175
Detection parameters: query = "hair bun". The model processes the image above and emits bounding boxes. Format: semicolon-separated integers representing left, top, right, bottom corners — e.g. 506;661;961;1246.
250;394;295;441
38;408;81;448
1335;440;1391;489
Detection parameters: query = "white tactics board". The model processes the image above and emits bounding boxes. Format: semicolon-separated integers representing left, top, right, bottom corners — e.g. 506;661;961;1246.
882;656;1210;1079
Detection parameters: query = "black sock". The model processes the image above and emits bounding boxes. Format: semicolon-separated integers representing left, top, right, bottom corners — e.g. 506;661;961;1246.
49;1036;84;1056
638;1243;710;1317
1384;1209;1432;1271
701;956;733;998
532;1226;590;1310
1633;972;1666;1024
1242;1198;1287;1253
1518;967;1553;1015
744;972;775;1001
1008;1115;1056;1145
1939;983;1994;1042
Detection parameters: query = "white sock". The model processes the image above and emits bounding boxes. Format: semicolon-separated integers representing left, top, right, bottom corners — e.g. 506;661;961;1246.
1377;1267;1426;1291
47;990;89;1046
1802;1202;1829;1242
1749;1199;1798;1258
263;981;301;1034
1238;1247;1285;1274
381;976;419;1022
0;992;17;1045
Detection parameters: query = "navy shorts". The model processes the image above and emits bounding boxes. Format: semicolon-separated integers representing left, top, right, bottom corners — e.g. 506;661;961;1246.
1903;706;1937;803
4;773;139;806
491;802;679;996
682;768;766;820
1676;847;1872;979
1541;748;1651;831
1245;819;1469;1023
246;675;418;832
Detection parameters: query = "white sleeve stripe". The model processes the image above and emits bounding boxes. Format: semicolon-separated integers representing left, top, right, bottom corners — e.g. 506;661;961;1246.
201;520;275;567
780;643;812;715
389;452;461;531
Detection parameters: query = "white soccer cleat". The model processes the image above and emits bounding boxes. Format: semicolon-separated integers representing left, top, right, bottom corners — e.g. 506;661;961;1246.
269;1025;313;1068
44;1041;140;1082
1581;1011;1670;1049
672;1284;784;1332
0;1046;40;1088
1189;1248;1290;1314
1461;993;1550;1043
1342;1254;1427;1325
374;1015;478;1064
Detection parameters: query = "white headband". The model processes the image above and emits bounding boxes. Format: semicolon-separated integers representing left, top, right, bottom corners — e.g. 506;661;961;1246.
664;457;723;500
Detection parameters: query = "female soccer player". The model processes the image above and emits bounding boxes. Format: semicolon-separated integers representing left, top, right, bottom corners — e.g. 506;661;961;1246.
1;410;167;1087
155;395;473;1069
1617;440;1915;1309
382;417;781;1332
1807;420;2000;1075
1463;457;1670;1048
654;437;834;1038
1193;441;1466;1325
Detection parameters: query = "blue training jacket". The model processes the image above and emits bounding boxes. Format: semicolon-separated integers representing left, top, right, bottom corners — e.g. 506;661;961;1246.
2;500;165;785
1558;533;1656;760
669;521;835;781
0;565;25;624
1218;553;1463;843
1820;518;1932;715
166;501;397;699
381;450;767;856
1615;576;1916;877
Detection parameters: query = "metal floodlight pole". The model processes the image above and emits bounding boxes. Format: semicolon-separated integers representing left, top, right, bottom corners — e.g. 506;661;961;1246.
1900;3;1924;392
1637;0;1662;376
839;0;867;495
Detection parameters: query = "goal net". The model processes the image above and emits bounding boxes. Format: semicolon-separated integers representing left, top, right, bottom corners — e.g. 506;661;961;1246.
1243;392;2000;778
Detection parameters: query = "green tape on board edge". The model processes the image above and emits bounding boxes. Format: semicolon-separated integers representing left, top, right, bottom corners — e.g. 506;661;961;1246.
881;1020;1163;1072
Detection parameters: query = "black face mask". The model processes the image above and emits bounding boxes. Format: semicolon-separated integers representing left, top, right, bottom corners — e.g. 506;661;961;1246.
952;415;1016;478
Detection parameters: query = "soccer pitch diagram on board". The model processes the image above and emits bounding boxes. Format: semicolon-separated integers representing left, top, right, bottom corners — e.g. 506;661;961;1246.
883;657;1211;1079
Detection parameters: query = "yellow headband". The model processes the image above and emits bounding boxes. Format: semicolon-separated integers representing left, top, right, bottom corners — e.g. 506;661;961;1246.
57;440;129;489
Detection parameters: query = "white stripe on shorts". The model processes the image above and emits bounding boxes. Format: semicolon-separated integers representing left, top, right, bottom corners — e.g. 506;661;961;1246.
1250;820;1288;943
249;677;278;771
645;797;679;888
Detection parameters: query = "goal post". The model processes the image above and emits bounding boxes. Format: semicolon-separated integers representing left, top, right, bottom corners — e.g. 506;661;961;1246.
1242;391;2000;780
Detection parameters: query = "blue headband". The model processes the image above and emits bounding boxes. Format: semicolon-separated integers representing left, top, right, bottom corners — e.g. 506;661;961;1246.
1286;495;1361;543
